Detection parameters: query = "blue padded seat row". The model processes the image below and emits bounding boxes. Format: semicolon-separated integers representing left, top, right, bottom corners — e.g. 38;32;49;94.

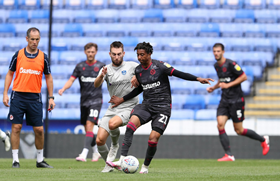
170;109;195;120
195;109;217;120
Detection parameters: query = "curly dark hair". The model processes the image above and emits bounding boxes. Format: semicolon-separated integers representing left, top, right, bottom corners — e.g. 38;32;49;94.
134;42;153;54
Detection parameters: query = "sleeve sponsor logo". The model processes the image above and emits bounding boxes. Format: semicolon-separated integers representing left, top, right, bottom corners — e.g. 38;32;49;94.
234;64;241;71
164;63;171;68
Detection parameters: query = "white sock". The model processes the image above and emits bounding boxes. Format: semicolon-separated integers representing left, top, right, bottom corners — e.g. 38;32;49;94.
0;130;6;140
37;149;44;163
93;145;98;153
80;148;89;158
12;149;19;163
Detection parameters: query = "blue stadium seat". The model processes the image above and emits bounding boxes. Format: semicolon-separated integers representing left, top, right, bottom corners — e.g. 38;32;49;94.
99;108;107;118
163;9;187;23
267;0;280;9
108;0;129;9
0;10;6;23
222;0;243;9
206;95;221;109
73;10;95;23
230;38;252;52
3;37;25;51
30;10;49;24
124;51;138;62
65;0;85;9
163;37;186;51
170;80;194;94
241;80;251;95
194;52;215;66
7;10;28;23
183;95;206;110
187;9;209;23
185;38;209;51
172;52;195;65
142;9;163;22
154;0;175;9
95;9;119;23
209;9;235;23
119;9;144;23
105;23;128;37
194;82;210;95
127;23;151;37
0;24;15;37
64;94;80;108
195;109;216;120
137;37;163;51
173;23;199;37
234;10;255;23
244;24;265;38
250;38;275;53
265;24;280;38
244;0;266;9
120;37;139;51
151;23;173;37
0;51;14;65
52;10;71;23
102;93;110;109
131;0;152;9
62;24;83;37
0;0;18;9
199;23;220;37
172;94;187;110
242;66;255;82
0;108;9;119
170;109;194;120
176;0;197;9
47;51;60;64
82;24;104;37
200;0;220;9
50;108;80;120
59;51;86;65
51;40;68;51
41;0;63;9
18;0;40;10
255;10;277;23
86;0;107;9
220;23;243;38
242;53;263;71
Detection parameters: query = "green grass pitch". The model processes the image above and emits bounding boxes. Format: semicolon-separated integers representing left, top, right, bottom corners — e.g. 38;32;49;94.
0;159;279;181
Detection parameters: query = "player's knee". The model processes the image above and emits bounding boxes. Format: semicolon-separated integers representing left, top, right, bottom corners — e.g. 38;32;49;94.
12;124;22;134
234;128;243;135
109;122;117;130
34;127;44;136
217;124;224;130
96;137;105;146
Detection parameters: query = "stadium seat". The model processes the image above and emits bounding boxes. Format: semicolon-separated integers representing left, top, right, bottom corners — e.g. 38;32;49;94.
194;51;216;66
234;10;255;23
81;24;104;37
170;109;194;120
154;0;175;9
0;24;15;37
7;10;28;23
102;93;111;109
2;37;26;51
59;51;85;65
0;51;14;65
62;24;83;37
222;0;243;9
267;0;280;9
18;0;40;10
162;9;187;23
50;108;80;120
220;23;243;38
173;23;199;37
0;108;9;119
99;108;107;118
254;10;278;23
199;0;220;9
250;38;275;53
230;38;252;52
0;10;6;23
51;39;68;51
105;23;128;37
186;39;208;51
209;9;235;23
194;82;209;95
47;51;60;65
30;10;49;24
199;23;220;37
183;95;206;110
242;66;255;82
41;0;63;9
244;24;265;38
206;95;221;109
151;23;173;37
163;37;186;51
244;0;266;9
172;94;188;110
127;23;151;37
241;80;251;95
64;94;80;108
176;0;197;9
172;52;194;65
95;9;119;23
265;24;280;38
52;10;72;23
73;10;95;23
120;37;139;51
119;9;144;23
86;0;107;9
65;0;85;9
142;9;163;23
195;109;216;120
0;0;18;9
187;9;209;23
170;80;194;94
108;0;129;9
131;0;152;9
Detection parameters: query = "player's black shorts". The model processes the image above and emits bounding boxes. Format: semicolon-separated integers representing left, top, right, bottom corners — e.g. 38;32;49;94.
80;105;101;125
7;99;43;127
131;104;170;135
217;100;245;123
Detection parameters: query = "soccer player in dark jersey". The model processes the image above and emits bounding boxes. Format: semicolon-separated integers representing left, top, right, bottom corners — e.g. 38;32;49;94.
206;43;269;161
106;42;213;173
58;43;105;162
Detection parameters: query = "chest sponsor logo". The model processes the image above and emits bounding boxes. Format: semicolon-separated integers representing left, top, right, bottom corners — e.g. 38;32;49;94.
220;77;231;82
19;67;41;75
142;81;160;90
150;69;156;75
81;76;96;82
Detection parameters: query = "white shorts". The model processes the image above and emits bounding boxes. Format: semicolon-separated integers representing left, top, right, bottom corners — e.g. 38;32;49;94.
98;108;132;133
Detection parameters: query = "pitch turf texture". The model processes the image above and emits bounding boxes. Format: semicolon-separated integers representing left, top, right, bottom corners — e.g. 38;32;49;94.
0;159;279;181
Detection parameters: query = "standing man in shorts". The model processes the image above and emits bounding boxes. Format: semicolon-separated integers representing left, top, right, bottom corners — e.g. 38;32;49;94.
2;27;55;168
94;41;139;172
206;43;269;161
59;43;105;162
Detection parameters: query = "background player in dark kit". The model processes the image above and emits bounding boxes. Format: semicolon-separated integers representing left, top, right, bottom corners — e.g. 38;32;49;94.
59;43;105;162
107;42;213;173
206;43;269;161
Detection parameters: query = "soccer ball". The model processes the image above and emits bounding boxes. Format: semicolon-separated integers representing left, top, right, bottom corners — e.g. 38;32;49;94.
121;155;139;174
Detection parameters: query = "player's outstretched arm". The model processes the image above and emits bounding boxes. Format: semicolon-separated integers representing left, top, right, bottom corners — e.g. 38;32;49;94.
219;73;247;89
172;69;214;84
58;77;75;96
94;66;107;88
197;77;215;85
207;80;220;93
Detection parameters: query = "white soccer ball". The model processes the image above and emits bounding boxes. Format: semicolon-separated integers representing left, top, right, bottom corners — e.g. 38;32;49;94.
121;155;139;174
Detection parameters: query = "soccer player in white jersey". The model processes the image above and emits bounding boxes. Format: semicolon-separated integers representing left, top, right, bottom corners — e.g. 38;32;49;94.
94;41;139;172
0;129;10;151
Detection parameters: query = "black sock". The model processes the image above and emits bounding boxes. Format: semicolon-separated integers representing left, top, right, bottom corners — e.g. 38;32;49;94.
219;129;232;156
121;122;137;156
241;129;265;142
84;132;94;150
91;134;96;147
144;141;158;166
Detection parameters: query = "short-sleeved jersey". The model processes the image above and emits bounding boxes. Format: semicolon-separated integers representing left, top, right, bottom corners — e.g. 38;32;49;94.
214;59;244;103
135;59;174;116
98;61;139;111
72;60;105;107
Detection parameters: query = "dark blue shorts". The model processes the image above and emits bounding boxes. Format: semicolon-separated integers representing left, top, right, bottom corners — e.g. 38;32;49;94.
7;99;43;127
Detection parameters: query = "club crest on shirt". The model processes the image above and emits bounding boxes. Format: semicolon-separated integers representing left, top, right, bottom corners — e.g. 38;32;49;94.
94;67;99;72
234;64;241;71
150;69;156;75
164;63;171;68
122;70;126;75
